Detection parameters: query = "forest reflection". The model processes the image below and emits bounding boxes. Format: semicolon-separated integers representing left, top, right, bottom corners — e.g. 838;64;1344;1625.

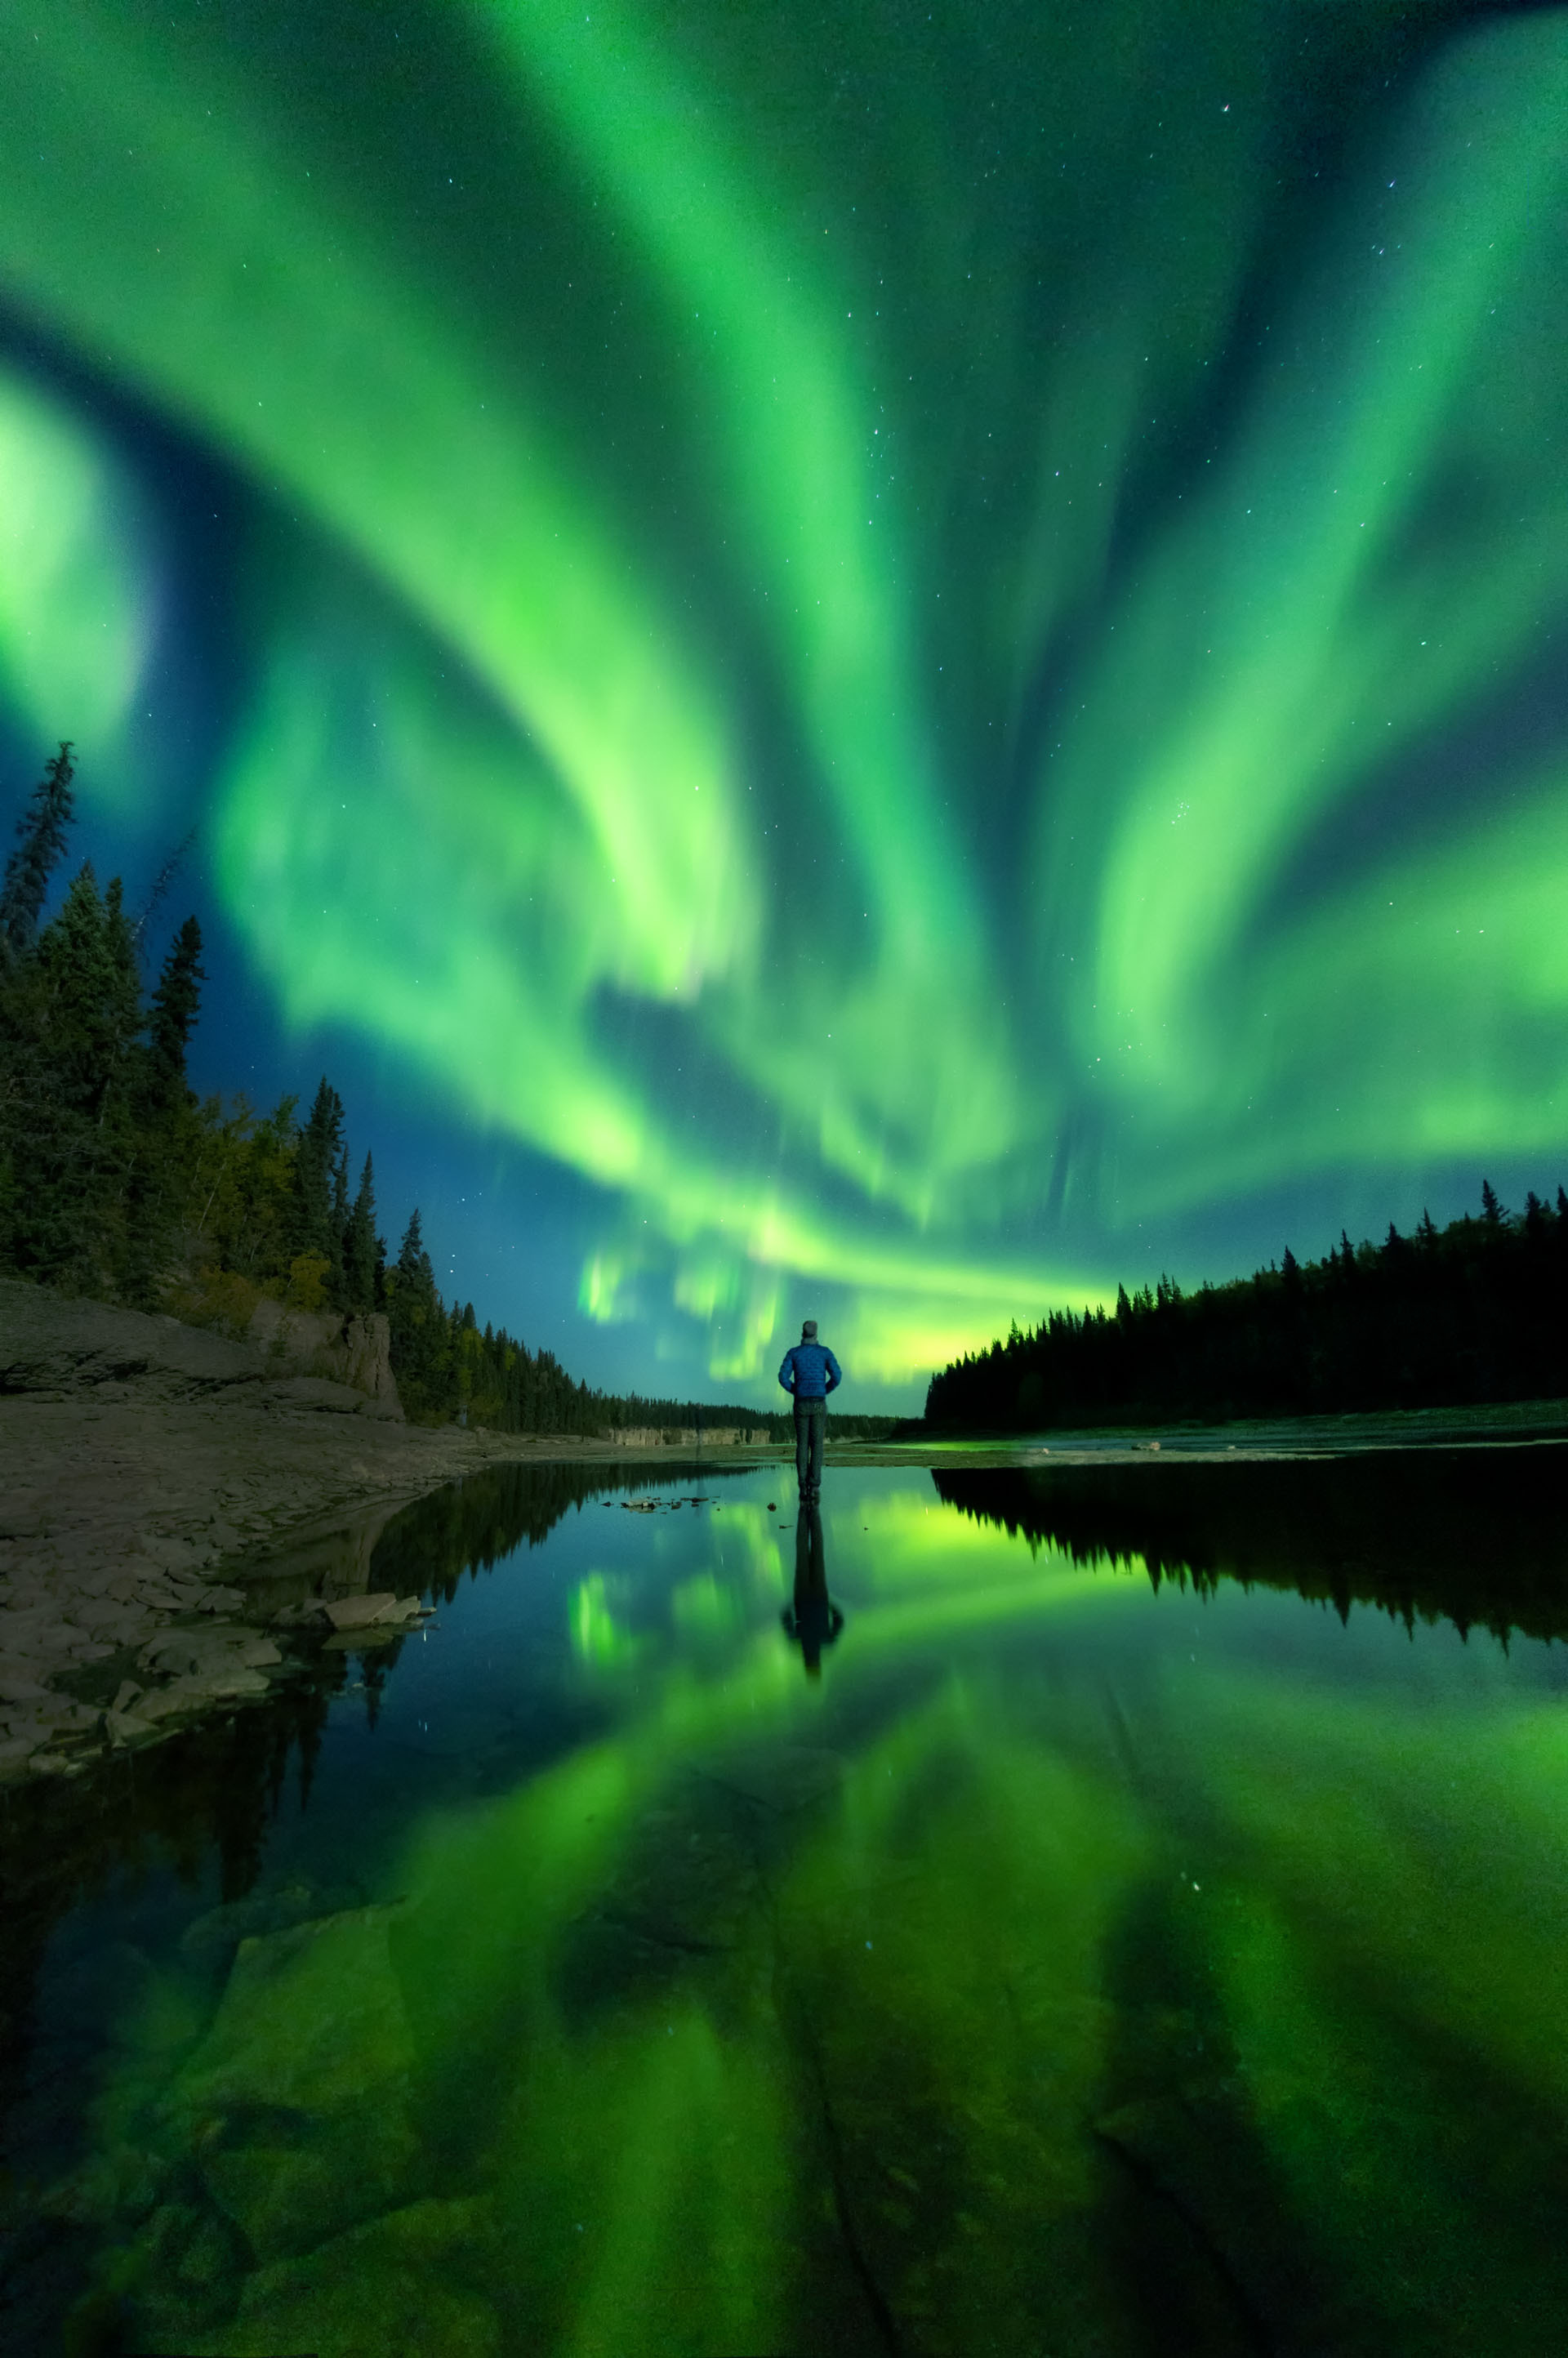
933;1446;1568;1647
368;1457;751;1606
0;1460;752;2132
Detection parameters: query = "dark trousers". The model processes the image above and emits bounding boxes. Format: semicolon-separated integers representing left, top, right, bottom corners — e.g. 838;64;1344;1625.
794;1397;826;1496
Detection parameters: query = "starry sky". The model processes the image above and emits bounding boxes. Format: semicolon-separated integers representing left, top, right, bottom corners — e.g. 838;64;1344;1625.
1;0;1565;1408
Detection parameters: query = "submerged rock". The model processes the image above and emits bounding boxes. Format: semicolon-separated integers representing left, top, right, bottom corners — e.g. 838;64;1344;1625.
38;2142;170;2227
229;2198;498;2358
129;2195;250;2340
168;1902;414;2119
178;1879;368;1964
159;1902;424;2265
202;2106;421;2264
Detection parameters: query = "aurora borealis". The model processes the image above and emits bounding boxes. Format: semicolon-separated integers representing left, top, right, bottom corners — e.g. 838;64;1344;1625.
0;1;1564;1402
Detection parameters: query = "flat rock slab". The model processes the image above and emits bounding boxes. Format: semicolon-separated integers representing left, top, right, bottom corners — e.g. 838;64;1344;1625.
139;1627;282;1677
321;1593;421;1631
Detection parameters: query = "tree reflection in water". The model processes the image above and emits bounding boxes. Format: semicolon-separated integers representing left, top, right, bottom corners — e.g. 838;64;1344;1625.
932;1445;1568;1647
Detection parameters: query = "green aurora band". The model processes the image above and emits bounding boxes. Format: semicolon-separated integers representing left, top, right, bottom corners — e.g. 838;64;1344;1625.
0;1;1565;1389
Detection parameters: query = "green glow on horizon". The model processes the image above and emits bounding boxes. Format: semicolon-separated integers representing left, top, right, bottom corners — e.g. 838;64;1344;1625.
1;3;1565;1390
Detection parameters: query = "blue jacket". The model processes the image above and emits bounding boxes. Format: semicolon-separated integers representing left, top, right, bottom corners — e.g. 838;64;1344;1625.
778;1340;842;1399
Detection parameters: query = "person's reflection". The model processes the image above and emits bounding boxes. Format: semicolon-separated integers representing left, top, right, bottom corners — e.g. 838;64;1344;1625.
782;1504;843;1678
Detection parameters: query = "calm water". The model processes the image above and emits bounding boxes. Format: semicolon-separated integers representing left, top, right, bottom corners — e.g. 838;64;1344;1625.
4;1453;1567;2357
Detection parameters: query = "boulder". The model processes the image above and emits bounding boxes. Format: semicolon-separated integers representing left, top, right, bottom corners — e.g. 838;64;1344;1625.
246;1300;403;1417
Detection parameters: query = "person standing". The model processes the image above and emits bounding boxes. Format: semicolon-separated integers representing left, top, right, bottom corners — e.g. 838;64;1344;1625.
777;1318;841;1503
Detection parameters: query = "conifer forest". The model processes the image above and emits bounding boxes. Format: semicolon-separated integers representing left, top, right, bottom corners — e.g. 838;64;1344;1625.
0;747;888;1436
928;1191;1568;1432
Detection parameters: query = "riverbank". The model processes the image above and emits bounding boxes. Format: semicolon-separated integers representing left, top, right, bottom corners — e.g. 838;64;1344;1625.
0;1282;792;1785
9;1279;1566;1785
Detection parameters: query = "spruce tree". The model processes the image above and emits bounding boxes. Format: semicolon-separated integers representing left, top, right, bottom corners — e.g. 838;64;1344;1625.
330;1147;350;1302
9;863;142;1282
345;1152;380;1312
143;916;205;1108
124;913;206;1301
389;1206;445;1414
290;1076;345;1275
396;1205;434;1291
0;742;75;964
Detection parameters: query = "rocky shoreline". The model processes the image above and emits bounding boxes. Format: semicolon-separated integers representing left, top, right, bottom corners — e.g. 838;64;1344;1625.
0;1280;787;1786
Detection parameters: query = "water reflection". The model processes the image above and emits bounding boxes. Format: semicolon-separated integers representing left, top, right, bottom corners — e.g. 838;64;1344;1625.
3;1453;1567;2358
369;1459;737;1605
781;1504;844;1676
932;1445;1568;1645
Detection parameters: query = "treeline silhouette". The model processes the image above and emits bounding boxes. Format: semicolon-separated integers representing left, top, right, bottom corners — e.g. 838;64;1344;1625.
931;1453;1568;1649
0;747;889;1433
927;1184;1568;1432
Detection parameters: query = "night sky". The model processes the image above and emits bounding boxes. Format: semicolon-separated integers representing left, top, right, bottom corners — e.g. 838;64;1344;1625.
1;1;1564;1407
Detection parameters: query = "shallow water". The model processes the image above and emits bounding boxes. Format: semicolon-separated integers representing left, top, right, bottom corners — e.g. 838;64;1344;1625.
4;1452;1567;2356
